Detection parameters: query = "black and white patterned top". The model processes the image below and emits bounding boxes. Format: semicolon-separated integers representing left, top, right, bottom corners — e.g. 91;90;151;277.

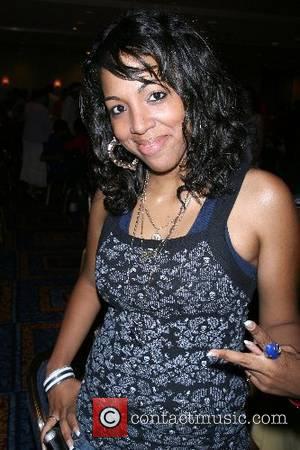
77;162;257;449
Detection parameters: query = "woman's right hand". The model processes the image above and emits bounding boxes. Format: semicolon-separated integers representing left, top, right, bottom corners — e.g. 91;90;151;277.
40;378;82;450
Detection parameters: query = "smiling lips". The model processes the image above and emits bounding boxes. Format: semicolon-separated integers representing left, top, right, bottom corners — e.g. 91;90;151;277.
135;135;168;156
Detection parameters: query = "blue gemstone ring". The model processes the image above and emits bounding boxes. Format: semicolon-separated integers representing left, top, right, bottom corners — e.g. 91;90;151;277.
264;342;282;359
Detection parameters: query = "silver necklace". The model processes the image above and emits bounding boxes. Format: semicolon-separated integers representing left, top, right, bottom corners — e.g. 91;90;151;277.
140;190;191;248
144;206;180;240
127;172;192;285
144;202;179;240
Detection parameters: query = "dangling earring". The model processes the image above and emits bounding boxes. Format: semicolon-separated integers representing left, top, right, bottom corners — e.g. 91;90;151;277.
107;137;138;171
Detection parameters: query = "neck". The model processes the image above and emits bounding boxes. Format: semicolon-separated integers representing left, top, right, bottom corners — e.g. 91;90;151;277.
146;167;184;201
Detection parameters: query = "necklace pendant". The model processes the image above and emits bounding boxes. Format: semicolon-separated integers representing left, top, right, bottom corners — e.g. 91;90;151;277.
152;233;162;240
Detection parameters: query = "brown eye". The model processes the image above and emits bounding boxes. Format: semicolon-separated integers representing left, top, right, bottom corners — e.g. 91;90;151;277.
149;91;167;102
110;104;126;116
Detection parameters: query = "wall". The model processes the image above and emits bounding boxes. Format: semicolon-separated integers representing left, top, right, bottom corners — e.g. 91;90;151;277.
0;45;83;89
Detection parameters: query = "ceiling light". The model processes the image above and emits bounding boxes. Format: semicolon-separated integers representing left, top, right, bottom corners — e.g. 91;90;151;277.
1;76;10;86
53;79;62;88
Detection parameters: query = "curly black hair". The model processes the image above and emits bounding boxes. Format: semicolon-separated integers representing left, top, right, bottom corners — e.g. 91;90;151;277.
81;9;251;214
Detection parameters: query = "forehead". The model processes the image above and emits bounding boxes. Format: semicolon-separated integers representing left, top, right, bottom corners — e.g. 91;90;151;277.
100;53;161;93
119;52;158;70
99;68;152;96
101;52;160;79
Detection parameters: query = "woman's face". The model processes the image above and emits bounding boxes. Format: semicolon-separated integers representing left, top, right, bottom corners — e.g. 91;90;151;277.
100;55;186;174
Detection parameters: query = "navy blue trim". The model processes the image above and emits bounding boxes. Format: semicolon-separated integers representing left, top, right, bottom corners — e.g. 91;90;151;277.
118;197;217;236
119;211;131;233
225;226;257;279
202;161;257;292
189;198;217;234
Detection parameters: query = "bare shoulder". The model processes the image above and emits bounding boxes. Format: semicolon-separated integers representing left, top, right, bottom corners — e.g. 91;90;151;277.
240;168;299;236
90;189;106;216
244;168;293;203
242;168;295;213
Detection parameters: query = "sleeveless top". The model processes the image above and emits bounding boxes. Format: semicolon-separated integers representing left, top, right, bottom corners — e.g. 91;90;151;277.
76;162;257;449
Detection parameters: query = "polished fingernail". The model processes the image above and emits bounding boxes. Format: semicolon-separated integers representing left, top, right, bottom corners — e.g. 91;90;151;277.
207;351;219;364
244;339;254;347
244;320;255;330
207;350;218;357
67;440;74;450
74;429;80;437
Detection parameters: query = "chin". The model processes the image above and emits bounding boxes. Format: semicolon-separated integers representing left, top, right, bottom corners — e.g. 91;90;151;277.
146;159;184;176
145;151;186;174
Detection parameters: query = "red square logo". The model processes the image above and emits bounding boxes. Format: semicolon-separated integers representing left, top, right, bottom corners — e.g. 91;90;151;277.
92;398;128;438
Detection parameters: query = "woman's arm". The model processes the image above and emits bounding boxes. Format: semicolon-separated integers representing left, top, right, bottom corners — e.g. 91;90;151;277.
41;190;107;449
45;276;101;374
208;170;300;398
46;190;107;373
254;172;300;349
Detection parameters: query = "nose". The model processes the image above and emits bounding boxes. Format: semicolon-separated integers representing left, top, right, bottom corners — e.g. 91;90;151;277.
129;105;155;135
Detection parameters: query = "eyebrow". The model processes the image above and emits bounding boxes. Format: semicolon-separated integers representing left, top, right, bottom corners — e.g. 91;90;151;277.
104;82;157;102
104;95;121;102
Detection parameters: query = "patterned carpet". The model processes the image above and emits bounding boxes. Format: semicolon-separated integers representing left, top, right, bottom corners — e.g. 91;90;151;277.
0;188;87;449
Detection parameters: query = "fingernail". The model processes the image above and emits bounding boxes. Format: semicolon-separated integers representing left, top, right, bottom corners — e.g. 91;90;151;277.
74;429;80;437
244;339;254;347
67;440;74;450
207;350;219;358
244;320;255;330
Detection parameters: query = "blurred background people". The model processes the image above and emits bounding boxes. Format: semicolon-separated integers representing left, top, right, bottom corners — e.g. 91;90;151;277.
20;88;51;197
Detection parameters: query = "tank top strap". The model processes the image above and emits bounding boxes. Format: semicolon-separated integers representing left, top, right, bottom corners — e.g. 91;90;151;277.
207;159;251;234
107;158;251;240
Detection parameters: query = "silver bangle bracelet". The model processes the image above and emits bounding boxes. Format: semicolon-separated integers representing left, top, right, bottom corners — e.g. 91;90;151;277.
44;373;75;393
43;366;74;388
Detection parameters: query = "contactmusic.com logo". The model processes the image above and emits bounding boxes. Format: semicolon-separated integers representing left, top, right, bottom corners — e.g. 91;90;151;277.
92;398;128;437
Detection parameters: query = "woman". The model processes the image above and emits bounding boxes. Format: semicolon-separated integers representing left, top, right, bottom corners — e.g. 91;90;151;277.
41;10;299;450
